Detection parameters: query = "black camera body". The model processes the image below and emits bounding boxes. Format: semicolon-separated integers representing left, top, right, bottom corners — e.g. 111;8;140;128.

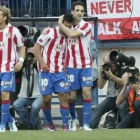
25;52;35;63
128;76;137;84
103;63;110;71
128;67;138;84
102;64;110;80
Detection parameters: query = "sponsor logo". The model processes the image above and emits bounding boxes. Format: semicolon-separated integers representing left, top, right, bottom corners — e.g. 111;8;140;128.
60;82;69;88
67;37;78;45
84;113;90;115
1;81;12;86
82;77;92;82
55;44;64;52
82;77;87;82
0;42;6;50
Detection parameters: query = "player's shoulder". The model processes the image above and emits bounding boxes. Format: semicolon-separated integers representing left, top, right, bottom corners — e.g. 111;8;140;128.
10;25;19;32
42;27;55;36
81;20;92;28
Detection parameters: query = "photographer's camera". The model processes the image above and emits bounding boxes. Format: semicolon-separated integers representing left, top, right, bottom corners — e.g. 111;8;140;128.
128;67;139;84
18;25;40;64
103;63;110;71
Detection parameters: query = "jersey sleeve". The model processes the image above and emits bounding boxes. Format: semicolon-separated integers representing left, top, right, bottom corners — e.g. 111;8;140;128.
37;29;51;46
78;22;92;36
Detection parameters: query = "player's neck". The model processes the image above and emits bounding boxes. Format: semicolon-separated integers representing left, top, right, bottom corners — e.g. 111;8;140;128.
0;23;7;30
73;19;81;26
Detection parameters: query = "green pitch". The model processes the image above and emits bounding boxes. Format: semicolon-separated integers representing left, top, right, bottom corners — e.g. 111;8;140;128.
0;129;140;140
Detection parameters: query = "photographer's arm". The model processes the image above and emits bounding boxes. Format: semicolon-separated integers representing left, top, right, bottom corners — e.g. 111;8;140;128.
116;84;127;105
14;45;26;72
97;65;107;89
106;71;127;86
116;75;129;105
131;82;140;100
33;43;49;72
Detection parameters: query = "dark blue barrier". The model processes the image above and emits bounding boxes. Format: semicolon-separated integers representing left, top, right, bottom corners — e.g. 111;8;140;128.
0;0;86;17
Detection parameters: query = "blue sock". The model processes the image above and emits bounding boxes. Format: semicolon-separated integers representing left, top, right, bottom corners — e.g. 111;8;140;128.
1;100;10;127
83;99;92;125
60;105;69;126
42;107;52;124
8;112;14;123
69;102;76;120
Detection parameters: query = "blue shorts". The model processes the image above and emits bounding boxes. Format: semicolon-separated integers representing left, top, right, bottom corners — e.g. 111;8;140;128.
67;68;93;90
0;72;15;94
39;71;70;95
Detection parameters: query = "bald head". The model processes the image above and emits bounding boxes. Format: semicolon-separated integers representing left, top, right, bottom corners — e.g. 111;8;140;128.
103;55;110;63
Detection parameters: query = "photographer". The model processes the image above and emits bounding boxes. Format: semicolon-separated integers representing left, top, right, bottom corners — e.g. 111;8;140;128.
13;48;42;130
116;67;140;128
89;54;127;129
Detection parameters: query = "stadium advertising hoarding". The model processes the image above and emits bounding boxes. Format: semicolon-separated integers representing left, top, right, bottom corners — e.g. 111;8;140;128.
86;0;140;40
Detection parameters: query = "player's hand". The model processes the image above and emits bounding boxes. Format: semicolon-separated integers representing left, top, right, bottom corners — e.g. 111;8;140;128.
58;15;64;24
14;61;23;72
40;62;50;72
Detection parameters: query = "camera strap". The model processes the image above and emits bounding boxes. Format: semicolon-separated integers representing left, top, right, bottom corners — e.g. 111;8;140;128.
126;87;136;111
29;68;34;97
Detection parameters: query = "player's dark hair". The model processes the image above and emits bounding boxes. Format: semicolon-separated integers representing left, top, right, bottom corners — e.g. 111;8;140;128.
62;13;73;23
72;1;85;11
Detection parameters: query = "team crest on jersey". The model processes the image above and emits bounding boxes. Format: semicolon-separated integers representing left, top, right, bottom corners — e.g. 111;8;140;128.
41;86;46;91
55;44;64;52
0;42;6;50
67;37;78;45
5;32;11;38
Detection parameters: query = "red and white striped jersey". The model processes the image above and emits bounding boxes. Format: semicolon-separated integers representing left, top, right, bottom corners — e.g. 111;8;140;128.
0;25;24;73
65;19;92;68
37;26;66;73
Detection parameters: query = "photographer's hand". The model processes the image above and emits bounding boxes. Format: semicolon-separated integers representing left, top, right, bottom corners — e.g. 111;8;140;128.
105;69;113;78
14;61;23;72
99;65;104;75
131;82;140;94
98;65;107;89
124;77;129;86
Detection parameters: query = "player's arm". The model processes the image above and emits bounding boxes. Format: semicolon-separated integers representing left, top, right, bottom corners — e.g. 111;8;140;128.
33;43;49;72
14;28;26;72
58;16;83;37
14;45;26;72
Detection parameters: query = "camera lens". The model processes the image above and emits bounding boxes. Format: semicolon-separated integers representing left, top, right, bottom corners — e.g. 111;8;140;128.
18;25;39;37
